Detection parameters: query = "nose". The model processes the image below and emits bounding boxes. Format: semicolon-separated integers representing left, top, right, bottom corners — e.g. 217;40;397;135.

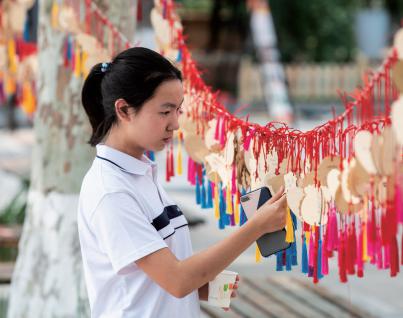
167;112;180;131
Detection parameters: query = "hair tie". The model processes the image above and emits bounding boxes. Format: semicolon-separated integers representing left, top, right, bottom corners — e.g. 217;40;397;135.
101;62;111;73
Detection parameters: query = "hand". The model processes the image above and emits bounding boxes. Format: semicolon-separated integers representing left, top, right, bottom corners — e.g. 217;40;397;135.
223;275;240;311
252;186;288;235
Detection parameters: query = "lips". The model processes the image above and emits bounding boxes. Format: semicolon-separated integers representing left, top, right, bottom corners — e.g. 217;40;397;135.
163;137;173;143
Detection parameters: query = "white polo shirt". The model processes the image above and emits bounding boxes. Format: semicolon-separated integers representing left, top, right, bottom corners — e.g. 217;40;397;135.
77;144;201;318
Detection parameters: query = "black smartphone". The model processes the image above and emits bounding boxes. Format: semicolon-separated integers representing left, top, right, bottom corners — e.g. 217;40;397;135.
240;186;291;257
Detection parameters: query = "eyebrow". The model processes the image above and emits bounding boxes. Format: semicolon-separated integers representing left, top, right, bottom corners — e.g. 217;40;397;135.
161;98;184;109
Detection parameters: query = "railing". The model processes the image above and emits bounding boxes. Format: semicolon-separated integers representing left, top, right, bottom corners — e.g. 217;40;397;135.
238;58;371;103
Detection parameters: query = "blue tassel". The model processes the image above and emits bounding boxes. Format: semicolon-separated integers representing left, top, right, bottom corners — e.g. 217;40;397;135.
291;211;297;230
276;251;284;271
286;245;292;271
318;239;323;279
219;187;227;228
23;19;30;42
302;236;308;274
176;48;182;62
201;180;207;208
221;189;230;226
195;174;201;205
291;242;298;266
207;181;213;208
67;36;72;61
218;218;225;230
148;151;155;161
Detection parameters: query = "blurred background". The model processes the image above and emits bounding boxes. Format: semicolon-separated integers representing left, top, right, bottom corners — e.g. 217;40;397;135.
1;0;403;317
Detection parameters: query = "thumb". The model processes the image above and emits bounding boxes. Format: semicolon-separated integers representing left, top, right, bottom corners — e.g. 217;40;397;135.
266;185;285;205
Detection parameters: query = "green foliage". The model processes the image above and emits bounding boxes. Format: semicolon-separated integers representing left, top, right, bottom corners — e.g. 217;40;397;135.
269;0;359;63
0;178;29;225
175;0;212;12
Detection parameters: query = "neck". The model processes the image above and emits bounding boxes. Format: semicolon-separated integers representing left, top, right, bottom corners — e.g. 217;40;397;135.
103;128;145;160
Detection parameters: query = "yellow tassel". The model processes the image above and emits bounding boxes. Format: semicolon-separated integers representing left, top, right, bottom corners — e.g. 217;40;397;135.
285;207;294;243
74;46;82;77
305;230;311;245
214;174;219;219
362;222;369;262
226;185;233;215
176;130;183;176
81;51;88;78
255;243;262;263
234;193;240;225
21;82;31;114
51;1;59;29
21;82;35;115
7;40;17;74
5;76;16;95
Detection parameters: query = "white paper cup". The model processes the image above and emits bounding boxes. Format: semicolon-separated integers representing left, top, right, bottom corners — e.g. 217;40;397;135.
207;270;238;308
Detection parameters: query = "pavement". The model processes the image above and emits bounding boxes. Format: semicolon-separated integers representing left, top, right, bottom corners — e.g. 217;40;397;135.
0;112;402;317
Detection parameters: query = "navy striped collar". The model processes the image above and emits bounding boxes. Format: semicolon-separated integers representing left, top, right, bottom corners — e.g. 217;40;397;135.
96;144;156;175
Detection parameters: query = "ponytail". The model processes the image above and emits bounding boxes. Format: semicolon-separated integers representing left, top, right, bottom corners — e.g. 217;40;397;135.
81;63;116;146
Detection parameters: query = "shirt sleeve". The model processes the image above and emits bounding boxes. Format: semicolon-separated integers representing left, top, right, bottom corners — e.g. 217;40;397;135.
90;192;168;275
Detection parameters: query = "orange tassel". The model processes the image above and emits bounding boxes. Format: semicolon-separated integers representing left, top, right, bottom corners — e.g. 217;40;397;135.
255;243;262;263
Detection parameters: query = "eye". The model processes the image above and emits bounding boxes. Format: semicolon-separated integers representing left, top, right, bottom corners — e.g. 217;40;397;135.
160;111;170;116
177;107;183;114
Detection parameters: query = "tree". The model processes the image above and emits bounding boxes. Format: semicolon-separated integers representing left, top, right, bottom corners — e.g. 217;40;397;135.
7;1;137;317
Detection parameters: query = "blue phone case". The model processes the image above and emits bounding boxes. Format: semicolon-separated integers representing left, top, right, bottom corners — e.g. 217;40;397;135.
240;186;291;257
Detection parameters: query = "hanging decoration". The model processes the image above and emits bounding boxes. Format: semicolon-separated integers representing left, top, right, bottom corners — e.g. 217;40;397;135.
0;1;38;115
151;0;403;282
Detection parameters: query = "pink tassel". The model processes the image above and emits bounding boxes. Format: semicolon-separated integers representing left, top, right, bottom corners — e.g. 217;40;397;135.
214;117;220;141
396;183;403;224
322;233;329;275
384;244;390;270
309;231;315;268
231;165;236;195
357;228;364;278
188;157;195;185
219;117;226;147
327;208;338;253
243;129;254;151
376;229;383;270
401;232;403;266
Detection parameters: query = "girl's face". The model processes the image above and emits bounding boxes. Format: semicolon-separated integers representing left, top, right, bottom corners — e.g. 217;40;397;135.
124;79;184;155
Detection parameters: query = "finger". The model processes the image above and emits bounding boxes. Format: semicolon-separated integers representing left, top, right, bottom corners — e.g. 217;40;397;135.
266;185;285;205
231;291;237;298
235;275;240;282
233;283;238;290
223;308;229;311
275;192;288;209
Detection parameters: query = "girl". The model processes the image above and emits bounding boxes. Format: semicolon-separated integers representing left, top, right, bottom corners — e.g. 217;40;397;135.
78;47;287;318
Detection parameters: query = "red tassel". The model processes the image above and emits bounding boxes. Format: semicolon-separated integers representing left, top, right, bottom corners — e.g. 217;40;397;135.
347;224;356;275
338;230;347;283
166;147;171;182
137;0;143;21
401;232;403;266
389;236;398;277
214;117;220;141
376;228;383;270
169;142;174;178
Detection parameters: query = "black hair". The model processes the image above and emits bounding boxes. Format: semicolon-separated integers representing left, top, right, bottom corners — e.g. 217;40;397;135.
81;47;182;146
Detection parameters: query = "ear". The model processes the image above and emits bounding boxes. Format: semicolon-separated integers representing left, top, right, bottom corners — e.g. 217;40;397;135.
114;98;131;122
